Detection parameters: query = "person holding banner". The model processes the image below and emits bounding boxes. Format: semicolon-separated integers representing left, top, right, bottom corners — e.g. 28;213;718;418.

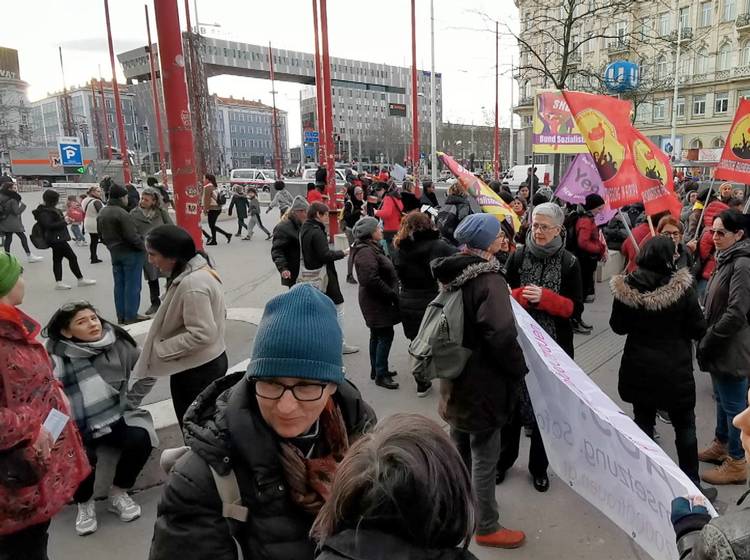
501;203;583;493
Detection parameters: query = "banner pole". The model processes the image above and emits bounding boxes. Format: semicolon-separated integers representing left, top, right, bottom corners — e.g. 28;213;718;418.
692;177;716;241
619;210;640;256
646;214;656;236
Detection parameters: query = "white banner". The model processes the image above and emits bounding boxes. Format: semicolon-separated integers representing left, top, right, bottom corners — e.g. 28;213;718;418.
512;300;717;560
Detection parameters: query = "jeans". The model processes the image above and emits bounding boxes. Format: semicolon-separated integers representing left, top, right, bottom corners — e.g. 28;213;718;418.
111;251;146;322
89;233;100;260
451;426;503;535
207;209;231;242
633;403;699;484
51;242;82;282
170;352;228;430
74;418;153;503
235;216;247;235
498;408;549;478
0;520;50;560
369;326;394;378
70;223;85;242
3;231;31;254
247;213;271;238
712;375;749;460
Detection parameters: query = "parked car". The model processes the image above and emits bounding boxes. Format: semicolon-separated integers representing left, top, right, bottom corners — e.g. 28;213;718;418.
502;164;554;191
229;168;277;192
301;167;347;184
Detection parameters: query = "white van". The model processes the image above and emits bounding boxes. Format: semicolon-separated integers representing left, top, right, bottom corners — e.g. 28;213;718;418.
503;164;554;191
301;167;347;184
229;168;278;192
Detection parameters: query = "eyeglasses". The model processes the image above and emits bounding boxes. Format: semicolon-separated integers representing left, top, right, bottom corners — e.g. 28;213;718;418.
711;229;729;238
254;380;328;402
531;223;557;232
59;299;93;312
660;230;681;239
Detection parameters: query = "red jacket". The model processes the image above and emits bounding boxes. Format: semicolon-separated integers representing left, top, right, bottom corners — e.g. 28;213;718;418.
375;194;404;233
697;201;729;280
575;214;607;258
0;305;89;536
307;189;324;204
621;222;653;273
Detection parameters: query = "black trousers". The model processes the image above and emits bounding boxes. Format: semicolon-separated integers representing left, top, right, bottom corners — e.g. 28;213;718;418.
89;233;100;260
3;231;30;254
170;352;228;430
148;279;160;305
51;242;82;281
0;520;50;560
497;406;549;478
74;418;153;503
579;254;598;297
207;209;230;241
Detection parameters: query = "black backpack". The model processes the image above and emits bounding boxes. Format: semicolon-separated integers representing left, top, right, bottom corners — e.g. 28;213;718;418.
216;189;228;206
30;222;49;250
436;205;459;242
564;210;581;252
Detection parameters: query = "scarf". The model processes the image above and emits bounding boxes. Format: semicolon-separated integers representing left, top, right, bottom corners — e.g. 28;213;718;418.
278;399;349;514
460;246;496;262
525;232;564;259
519;234;565;339
51;326;122;440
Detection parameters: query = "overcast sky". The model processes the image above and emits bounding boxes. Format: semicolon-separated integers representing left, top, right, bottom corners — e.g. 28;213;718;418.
6;0;520;148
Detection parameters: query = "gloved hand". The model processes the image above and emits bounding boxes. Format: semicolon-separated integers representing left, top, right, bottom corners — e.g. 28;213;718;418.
671;496;711;540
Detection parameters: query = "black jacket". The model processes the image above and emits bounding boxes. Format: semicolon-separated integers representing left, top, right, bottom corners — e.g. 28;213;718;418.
431;255;528;432
392;230;457;340
420;191;439;208
32;205;70;245
126;184;140;212
401;192;420;213
610;268;706;410
317;529;479;560
300;219;346;305
228;194;249;220
438;195;473;245
149;373;376;560
271;214;303;287
97;198;145;255
352;239;400;329
342;198;365;229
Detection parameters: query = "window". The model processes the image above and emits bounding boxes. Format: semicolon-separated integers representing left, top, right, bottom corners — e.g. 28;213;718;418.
696;48;710;74
654;99;667;120
659;12;671;35
743;41;750;65
676;97;685;117
715;91;729;113
693;95;706;115
690;138;704;149
701;2;712;26
718;43;732;71
656;56;669;79
724;0;736;21
740;89;750;100
713;137;726;148
615;20;627;39
679;6;689;29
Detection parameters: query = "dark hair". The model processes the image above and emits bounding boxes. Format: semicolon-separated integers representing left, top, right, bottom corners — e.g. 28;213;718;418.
273;180;286;191
204;174;218;188
145;225;210;283
308;201;329;220
512;196;527;209
307;182;316;192
498;190;513;204
42;189;60;206
311;414;475;548
716;209;750;239
394;211;435;248
635;236;676;276
488;180;502;194
43;300;136;346
728;197;744;210
146;176;158;187
422;179;434;190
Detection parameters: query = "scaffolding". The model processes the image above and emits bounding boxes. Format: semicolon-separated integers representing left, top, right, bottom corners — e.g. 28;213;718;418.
183;30;218;177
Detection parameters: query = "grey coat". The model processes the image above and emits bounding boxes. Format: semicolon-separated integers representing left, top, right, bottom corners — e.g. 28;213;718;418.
0;192;26;233
131;205;173;282
698;239;750;378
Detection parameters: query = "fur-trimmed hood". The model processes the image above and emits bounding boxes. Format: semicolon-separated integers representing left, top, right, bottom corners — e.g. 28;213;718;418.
610;267;694;311
431;254;501;292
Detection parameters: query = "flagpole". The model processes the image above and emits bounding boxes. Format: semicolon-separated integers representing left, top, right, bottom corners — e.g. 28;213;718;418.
619;210;640;256
692;177;716;241
646;215;656;236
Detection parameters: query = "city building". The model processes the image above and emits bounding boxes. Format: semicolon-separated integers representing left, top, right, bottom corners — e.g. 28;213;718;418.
513;0;750;165
439;121;517;172
214;95;288;174
0;47;32;171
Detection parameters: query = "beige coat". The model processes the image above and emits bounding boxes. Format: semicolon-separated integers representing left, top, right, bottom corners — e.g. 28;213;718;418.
133;254;226;378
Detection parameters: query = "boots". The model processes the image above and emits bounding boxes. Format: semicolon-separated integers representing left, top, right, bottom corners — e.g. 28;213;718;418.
698;438;729;464
475;528;526;549
700;457;747;485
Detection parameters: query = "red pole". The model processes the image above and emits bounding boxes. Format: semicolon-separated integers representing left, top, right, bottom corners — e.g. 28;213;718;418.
98;79;113;160
268;42;283;178
104;0;132;183
312;0;326;164
410;0;420;187
319;0;338;241
494;21;500;180
145;5;169;186
154;0;202;248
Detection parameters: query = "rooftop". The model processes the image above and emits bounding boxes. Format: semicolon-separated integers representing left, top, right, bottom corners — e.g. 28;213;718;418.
214;95;286;113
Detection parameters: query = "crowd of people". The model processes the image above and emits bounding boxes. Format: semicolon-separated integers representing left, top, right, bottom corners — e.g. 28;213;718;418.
4;166;750;560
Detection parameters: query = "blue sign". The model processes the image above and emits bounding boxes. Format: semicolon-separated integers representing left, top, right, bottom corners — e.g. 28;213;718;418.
603;61;640;93
304;146;316;157
304;131;319;143
59;140;83;167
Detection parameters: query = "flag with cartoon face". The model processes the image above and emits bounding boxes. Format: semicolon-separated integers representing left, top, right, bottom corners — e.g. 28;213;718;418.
716;98;750;183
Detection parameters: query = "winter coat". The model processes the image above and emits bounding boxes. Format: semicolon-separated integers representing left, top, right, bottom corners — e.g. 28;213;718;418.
400;191;420;213
83;195;104;234
420;190;439;208
698;239;750;379
316;529;479;560
675;507;750;560
97;198;145;256
248;197;261;216
271;214;303;287
133;254;226;379
202;183;221;211
352;239;400;329
0;191;26;233
696;201;729;280
602;215;628;251
342;198;365;229
610;268;706;410
32;204;71;245
392;230;457;340
575;213;606;259
375;194;404;233
227;194;249;219
308;189;325;204
300;219;346;305
685;199;727;241
620;222;653;274
269;189;294;213
148;372;376;560
0;305;90;536
130;205;172;238
315;166;327;185
431;254;528;432
126;184;140;212
505;243;583;358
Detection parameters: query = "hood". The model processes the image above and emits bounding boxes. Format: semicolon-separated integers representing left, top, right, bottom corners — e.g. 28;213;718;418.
717;238;750;266
431;254;500;291
320;529;478;560
32;204;59;219
704;200;729;227
395;229;440;255
610;267;693;311
0;304;41;343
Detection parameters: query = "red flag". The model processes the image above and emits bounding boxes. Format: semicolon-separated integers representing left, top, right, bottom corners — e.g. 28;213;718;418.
716;98;750;183
562;91;681;217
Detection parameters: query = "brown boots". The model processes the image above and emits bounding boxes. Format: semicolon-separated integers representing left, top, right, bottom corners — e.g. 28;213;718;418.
701;457;748;485
697;439;729;464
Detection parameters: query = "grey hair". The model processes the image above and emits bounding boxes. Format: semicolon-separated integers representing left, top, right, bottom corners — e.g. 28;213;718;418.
532;202;564;227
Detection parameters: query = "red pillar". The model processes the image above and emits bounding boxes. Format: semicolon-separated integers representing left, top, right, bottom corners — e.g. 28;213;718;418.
104;0;132;184
154;0;202;248
319;0;338;240
410;0;420;187
145;5;169;186
493;21;500;180
268;43;284;178
312;0;326;164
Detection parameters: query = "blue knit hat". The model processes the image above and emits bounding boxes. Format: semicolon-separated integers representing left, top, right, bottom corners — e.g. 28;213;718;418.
247;284;345;384
454;213;501;250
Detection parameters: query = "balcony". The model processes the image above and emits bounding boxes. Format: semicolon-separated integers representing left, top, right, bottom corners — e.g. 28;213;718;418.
668;26;693;43
517;96;533;107
567;51;581;65
607;39;630;55
738;13;750;31
735;65;750;77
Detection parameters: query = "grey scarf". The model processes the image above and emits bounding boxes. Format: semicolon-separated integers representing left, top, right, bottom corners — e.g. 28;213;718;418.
525;232;564;258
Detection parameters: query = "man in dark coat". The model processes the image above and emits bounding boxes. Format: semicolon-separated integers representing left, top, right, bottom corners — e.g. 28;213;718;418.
271;196;308;287
431;213;528;550
227;187;250;237
419;179;440;207
149;286;376;560
124;183;141;212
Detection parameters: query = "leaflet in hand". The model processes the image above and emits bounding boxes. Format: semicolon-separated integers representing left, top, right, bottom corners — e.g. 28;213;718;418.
43;409;69;442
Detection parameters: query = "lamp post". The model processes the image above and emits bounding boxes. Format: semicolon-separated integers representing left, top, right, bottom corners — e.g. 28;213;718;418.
430;0;437;184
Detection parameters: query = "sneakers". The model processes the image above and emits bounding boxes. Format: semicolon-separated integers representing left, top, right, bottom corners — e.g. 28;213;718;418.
475;528;526;549
77;278;96;287
76;500;98;536
55;281;72;290
572;319;592;335
145;303;160;316
656;410;671;424
584;294;596;303
242;235;252;241
108;492;142;522
416;380;432;398
342;343;360;355
26;254;43;263
698;438;729;464
701;457;748;485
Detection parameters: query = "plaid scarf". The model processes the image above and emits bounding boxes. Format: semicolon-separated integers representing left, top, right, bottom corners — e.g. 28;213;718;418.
460;245;497;262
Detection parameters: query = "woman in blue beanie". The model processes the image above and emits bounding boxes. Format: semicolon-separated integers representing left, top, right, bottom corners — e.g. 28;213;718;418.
149;284;376;560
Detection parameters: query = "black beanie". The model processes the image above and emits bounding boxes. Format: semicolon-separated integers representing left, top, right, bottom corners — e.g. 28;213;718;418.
584;193;605;211
108;184;128;200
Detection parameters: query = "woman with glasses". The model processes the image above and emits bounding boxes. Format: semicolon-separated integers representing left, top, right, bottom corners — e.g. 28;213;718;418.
696;209;750;486
501;203;583;493
133;225;227;430
657;216;693;270
44;300;157;537
149;285;376;560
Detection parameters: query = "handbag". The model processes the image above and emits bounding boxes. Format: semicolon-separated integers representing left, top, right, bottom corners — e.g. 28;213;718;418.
0;441;43;489
297;260;329;292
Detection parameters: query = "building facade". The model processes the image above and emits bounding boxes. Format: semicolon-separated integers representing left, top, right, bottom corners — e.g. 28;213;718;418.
0;47;32;172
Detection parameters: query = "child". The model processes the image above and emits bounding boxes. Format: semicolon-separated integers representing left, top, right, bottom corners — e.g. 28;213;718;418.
245;188;271;241
66;194;87;246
